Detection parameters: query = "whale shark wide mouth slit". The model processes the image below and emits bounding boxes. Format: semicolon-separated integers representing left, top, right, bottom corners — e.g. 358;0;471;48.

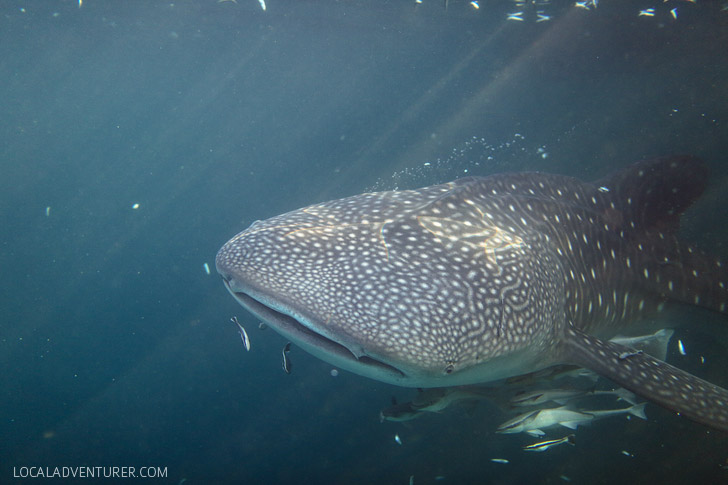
225;282;405;377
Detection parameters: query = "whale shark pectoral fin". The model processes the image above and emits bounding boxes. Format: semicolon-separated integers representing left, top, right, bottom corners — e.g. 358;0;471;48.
560;323;728;432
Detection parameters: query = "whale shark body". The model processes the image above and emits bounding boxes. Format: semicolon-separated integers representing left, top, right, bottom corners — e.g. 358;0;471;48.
216;156;728;431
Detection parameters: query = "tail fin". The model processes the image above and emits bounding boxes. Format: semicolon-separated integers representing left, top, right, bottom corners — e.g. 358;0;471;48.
628;402;648;421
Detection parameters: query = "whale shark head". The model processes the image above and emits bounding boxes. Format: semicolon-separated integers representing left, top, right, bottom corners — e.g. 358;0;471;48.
216;179;563;387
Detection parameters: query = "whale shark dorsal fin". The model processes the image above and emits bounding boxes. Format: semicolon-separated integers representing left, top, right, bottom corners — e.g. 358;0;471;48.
561;323;728;431
596;155;708;234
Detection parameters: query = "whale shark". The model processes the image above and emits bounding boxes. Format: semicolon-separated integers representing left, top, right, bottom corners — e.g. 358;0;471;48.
216;156;728;431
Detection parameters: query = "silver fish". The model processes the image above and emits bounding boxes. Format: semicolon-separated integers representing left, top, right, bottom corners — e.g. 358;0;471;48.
411;386;492;413
506;365;598;387
282;342;292;374
231;316;250;351
497;406;594;436
217;156;728;431
512;387;639;407
511;389;588;407
379;400;420;423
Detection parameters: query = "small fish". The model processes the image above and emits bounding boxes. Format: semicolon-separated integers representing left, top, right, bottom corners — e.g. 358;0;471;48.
380;386;491;422
618;350;642;360
506;365;598;387
394;433;402;445
610;329;674;361
523;434;576;452
380;400;420;423
411;386;491;413
511;389;587;407
497;406;594;436
490;458;509;464
512;387;639;407
282;342;292;374
203;263;211;275
45;206;51;217
231;316;250;351
678;339;686;356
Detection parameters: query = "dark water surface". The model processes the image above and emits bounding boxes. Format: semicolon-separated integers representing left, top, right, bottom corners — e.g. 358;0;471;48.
2;1;728;483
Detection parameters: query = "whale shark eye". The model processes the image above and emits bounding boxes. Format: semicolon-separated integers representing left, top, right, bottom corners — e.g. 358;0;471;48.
444;363;455;374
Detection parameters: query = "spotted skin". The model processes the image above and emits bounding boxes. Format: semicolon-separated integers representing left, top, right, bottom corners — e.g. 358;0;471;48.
562;324;728;431
216;156;728;431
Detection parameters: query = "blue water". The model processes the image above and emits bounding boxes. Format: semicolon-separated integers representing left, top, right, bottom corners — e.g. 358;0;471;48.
2;1;728;483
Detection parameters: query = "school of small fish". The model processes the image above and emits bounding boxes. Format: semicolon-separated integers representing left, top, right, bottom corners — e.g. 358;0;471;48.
227;320;680;464
374;329;688;464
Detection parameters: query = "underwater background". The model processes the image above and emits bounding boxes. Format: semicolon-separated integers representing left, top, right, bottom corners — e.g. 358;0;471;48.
2;0;728;483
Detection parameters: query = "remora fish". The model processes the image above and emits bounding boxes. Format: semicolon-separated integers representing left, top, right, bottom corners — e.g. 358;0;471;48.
216;156;728;431
380;398;420;423
610;328;674;361
511;387;637;407
511;388;588;407
499;402;648;436
497;406;594;435
380;386;492;421
410;386;492;413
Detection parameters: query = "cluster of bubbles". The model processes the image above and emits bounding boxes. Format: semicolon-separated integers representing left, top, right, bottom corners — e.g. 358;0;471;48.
371;133;549;192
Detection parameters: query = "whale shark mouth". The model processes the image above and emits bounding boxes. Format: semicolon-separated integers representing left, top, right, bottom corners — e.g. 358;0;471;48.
222;277;405;379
